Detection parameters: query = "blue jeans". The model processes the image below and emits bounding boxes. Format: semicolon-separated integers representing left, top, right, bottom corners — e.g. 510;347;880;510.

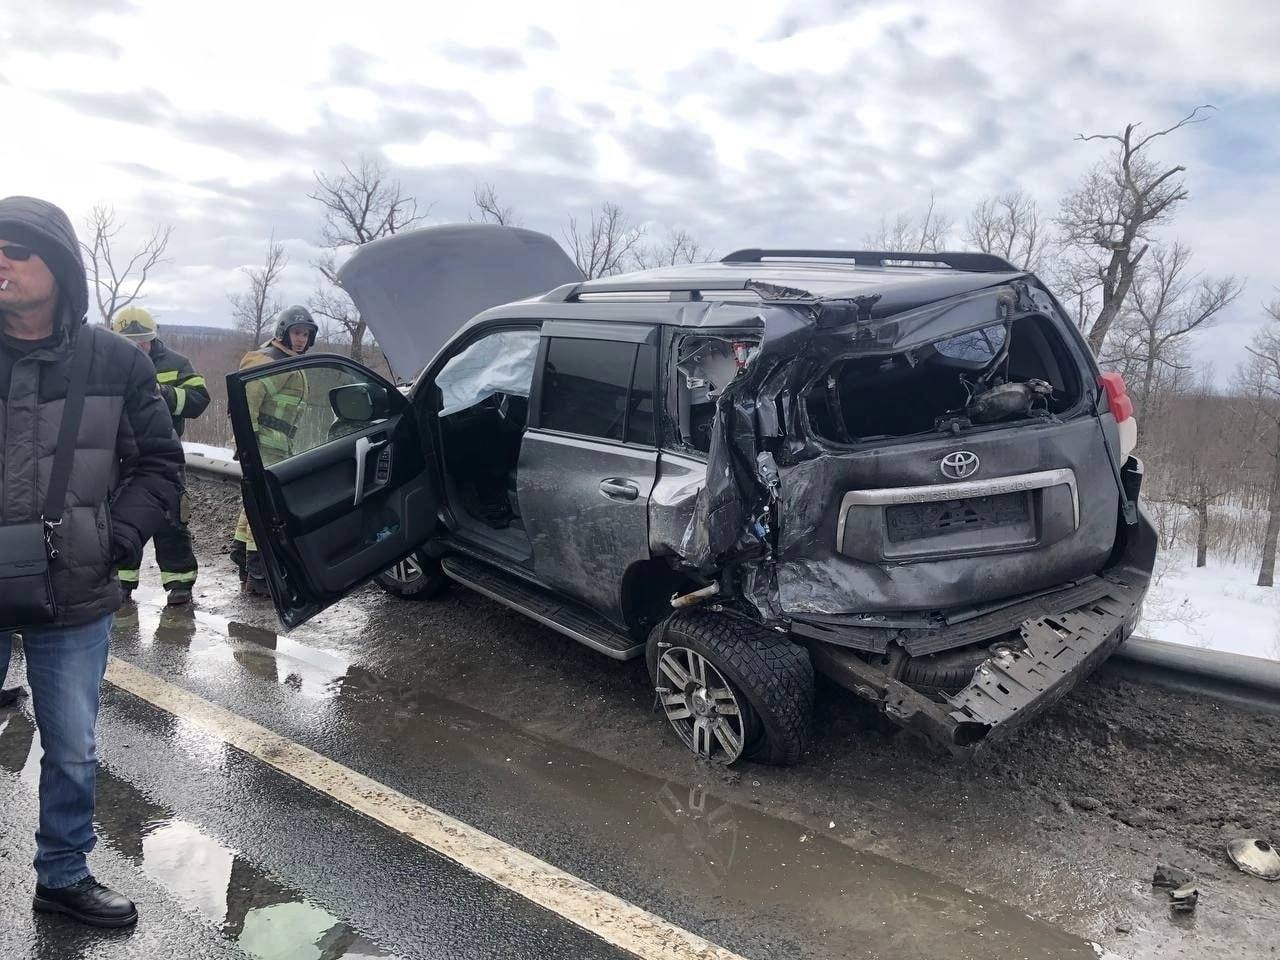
0;615;112;888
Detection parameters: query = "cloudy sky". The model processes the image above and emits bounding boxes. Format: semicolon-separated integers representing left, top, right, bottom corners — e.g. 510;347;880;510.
4;0;1278;376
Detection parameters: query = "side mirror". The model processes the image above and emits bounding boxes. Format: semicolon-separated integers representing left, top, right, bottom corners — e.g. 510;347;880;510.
330;382;389;422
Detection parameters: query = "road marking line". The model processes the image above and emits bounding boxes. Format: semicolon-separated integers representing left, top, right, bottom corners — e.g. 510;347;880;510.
104;656;747;960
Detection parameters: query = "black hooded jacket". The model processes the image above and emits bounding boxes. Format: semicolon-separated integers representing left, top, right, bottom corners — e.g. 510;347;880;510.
0;196;184;628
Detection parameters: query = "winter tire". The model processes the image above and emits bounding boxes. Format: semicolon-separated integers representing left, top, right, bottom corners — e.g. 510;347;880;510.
647;610;814;766
375;550;450;601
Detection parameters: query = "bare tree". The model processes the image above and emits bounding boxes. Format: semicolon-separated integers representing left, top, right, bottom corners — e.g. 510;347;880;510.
1243;296;1280;586
631;228;713;270
965;189;1049;271
81;204;173;326
563;202;646;278
1057;105;1215;353
864;192;952;253
471;182;519;226
1160;376;1255;568
1050;252;1104;334
227;238;288;344
1102;243;1243;423
309;156;427;362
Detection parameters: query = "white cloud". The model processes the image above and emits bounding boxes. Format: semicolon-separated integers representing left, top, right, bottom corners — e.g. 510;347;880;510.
1;0;1276;375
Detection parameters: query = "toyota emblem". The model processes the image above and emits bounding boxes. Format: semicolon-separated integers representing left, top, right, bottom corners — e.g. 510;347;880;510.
940;450;980;480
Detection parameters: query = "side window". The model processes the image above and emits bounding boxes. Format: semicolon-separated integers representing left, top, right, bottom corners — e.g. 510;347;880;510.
241;362;395;466
626;343;657;446
540;338;636;442
435;329;540;416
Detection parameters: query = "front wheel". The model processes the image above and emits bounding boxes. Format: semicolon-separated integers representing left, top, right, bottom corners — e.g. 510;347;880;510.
375;551;450;601
647;610;814;766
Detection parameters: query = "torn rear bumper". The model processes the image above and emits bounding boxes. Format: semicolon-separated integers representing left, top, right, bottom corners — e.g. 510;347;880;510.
809;576;1141;752
805;484;1156;752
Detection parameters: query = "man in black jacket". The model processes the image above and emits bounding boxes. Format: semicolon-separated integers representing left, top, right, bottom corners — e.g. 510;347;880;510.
0;196;183;928
112;307;210;605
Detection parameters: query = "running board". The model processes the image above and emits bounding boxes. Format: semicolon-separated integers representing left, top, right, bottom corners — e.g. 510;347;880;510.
440;556;643;661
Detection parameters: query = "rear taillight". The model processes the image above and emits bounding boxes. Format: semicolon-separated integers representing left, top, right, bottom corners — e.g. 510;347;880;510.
1098;372;1134;423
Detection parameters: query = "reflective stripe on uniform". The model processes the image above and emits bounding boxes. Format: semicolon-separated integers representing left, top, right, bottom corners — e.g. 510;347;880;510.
160;570;198;585
259;413;297;438
117;569;140;584
156;369;180;383
172;386;186;415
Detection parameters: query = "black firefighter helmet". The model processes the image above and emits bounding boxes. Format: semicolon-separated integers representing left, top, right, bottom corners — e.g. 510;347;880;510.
273;304;318;350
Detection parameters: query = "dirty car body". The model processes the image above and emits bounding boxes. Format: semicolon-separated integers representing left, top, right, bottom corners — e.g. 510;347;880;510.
225;227;1156;763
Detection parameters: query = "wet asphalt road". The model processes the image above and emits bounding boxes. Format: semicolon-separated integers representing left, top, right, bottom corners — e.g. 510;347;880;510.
0;657;637;960
0;580;1104;960
3;477;1278;959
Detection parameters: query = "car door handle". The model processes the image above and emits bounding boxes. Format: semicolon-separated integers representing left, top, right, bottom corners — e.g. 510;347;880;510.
353;435;388;506
598;479;639;501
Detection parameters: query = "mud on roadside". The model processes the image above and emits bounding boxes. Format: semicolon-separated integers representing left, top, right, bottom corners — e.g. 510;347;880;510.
181;472;1280;957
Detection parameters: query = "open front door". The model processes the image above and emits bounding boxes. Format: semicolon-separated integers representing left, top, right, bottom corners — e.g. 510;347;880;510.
227;355;438;629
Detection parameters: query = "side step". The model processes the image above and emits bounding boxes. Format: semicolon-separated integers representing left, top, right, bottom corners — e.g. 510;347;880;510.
440;555;643;661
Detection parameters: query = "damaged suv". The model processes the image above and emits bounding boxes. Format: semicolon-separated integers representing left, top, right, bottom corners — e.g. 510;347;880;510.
227;225;1156;765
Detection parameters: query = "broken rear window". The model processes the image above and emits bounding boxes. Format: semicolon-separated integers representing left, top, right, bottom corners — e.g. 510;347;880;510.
804;315;1082;444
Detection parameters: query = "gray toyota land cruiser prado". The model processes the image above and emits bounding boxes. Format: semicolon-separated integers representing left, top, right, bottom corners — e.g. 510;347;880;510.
227;224;1156;765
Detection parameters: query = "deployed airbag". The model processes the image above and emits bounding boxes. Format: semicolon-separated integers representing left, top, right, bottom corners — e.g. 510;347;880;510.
435;329;540;416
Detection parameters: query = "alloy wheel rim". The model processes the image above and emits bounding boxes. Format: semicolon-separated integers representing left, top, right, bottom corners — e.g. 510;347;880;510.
386;556;423;584
656;646;746;763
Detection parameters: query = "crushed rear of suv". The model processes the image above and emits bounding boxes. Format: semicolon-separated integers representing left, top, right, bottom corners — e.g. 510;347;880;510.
227;228;1156;765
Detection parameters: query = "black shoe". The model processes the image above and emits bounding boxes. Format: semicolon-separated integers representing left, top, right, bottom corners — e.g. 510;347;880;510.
229;540;248;582
0;686;27;709
245;576;271;598
33;876;138;928
166;585;193;607
119;584;135;603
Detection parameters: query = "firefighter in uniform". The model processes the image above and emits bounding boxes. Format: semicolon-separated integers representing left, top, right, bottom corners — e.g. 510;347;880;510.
112;307;210;605
230;305;317;595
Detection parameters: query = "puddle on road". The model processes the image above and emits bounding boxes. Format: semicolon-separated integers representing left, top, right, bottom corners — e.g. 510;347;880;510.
104;603;1102;960
0;709;394;960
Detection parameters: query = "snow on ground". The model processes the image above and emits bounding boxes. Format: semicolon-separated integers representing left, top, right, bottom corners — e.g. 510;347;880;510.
184;441;234;461
1141;547;1280;660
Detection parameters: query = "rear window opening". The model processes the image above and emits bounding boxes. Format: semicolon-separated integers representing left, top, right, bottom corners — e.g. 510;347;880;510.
805;314;1083;444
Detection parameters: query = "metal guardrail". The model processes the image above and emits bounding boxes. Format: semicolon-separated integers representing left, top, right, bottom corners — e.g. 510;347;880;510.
1108;636;1280;715
182;444;1280;712
184;446;241;479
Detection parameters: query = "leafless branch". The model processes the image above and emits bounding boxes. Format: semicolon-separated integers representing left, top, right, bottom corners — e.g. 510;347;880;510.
471;182;519;226
631;228;714;270
309;156;428;361
80;204;173;325
227;237;288;344
562;202;646;278
865;191;953;254
1058;106;1214;353
965;189;1049;271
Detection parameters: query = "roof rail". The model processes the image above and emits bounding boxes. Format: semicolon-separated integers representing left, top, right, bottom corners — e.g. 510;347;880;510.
543;278;756;303
720;249;1020;273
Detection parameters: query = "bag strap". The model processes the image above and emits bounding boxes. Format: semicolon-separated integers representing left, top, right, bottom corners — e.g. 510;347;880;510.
42;329;94;524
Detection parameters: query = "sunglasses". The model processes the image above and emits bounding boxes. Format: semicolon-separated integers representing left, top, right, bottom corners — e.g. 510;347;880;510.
0;243;34;262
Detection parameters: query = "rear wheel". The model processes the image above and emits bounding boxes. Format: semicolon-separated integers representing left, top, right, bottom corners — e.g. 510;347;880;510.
375;550;450;601
647;610;813;765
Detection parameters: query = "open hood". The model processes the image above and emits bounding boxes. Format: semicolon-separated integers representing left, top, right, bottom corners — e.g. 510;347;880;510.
336;224;583;381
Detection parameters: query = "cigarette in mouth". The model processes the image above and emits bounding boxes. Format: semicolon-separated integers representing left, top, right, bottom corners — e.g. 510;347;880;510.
0;279;9;291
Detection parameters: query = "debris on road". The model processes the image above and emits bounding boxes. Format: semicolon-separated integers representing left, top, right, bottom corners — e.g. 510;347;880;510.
1169;882;1199;913
1152;864;1193;888
1226;838;1280;881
